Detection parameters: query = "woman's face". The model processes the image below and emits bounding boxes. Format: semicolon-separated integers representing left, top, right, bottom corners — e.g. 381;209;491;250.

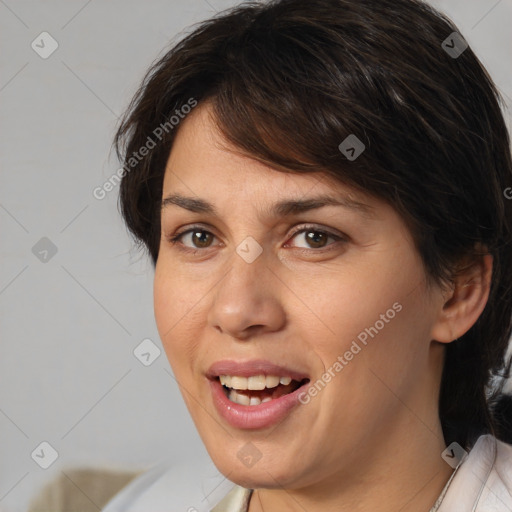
154;103;446;490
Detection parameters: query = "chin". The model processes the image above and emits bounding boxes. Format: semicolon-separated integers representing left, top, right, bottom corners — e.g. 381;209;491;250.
210;449;307;490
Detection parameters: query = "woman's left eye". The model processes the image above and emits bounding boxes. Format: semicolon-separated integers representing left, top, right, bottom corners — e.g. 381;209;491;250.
286;227;345;250
166;225;345;252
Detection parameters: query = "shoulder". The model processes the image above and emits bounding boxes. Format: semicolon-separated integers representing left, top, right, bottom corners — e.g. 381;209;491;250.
439;434;512;512
479;435;512;511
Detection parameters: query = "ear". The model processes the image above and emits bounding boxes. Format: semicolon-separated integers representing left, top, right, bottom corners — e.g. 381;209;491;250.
430;251;493;343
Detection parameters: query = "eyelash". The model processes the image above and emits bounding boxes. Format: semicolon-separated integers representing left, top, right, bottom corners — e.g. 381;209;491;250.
165;224;346;254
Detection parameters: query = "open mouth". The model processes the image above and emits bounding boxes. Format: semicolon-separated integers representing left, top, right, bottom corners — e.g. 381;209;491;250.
218;375;310;406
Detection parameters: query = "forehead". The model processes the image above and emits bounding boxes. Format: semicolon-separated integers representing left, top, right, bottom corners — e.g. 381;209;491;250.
162;103;377;217
163;103;311;190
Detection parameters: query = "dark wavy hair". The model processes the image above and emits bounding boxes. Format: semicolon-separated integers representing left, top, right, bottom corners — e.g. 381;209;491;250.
113;0;512;449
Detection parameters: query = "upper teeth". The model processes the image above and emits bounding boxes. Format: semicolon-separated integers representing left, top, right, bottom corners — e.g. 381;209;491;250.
219;375;292;390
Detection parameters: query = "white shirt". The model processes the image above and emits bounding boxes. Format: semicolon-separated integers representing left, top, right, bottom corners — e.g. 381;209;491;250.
102;434;512;512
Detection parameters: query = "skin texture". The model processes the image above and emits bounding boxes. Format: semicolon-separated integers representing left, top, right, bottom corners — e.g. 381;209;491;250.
153;103;492;512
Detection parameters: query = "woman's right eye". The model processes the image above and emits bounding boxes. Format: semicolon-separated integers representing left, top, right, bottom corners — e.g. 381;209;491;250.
167;227;218;252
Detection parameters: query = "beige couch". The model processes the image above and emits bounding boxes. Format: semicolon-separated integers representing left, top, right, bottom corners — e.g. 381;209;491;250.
27;467;143;512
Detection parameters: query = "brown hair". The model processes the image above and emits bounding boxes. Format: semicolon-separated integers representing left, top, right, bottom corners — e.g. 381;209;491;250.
113;0;512;448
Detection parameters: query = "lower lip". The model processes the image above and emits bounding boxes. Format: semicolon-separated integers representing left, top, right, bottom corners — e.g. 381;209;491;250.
209;378;308;430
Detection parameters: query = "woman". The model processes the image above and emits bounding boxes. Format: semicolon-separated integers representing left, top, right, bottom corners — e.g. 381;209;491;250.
105;0;512;510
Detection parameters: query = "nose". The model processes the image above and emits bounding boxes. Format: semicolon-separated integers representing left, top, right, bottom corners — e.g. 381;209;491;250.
207;244;286;340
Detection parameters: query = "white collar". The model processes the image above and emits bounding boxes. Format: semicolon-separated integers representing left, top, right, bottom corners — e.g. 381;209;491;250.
437;434;512;512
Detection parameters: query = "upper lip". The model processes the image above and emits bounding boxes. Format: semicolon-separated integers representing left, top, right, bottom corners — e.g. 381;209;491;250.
206;359;310;382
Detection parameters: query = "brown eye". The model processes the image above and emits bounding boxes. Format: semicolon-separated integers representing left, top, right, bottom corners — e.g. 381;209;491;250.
190;230;214;248
167;224;346;254
288;226;344;250
168;228;216;249
304;230;329;248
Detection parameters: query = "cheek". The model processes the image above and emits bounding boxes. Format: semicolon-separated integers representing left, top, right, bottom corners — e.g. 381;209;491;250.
153;259;199;331
320;274;432;410
300;252;430;385
153;264;199;374
293;265;409;352
153;267;175;341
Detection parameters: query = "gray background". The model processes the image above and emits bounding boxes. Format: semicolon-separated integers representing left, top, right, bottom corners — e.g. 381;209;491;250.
1;0;511;511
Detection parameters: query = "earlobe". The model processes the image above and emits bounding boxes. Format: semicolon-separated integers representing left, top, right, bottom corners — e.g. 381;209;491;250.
430;253;493;344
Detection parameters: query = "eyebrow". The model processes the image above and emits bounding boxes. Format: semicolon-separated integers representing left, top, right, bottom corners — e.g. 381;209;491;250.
161;193;375;218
